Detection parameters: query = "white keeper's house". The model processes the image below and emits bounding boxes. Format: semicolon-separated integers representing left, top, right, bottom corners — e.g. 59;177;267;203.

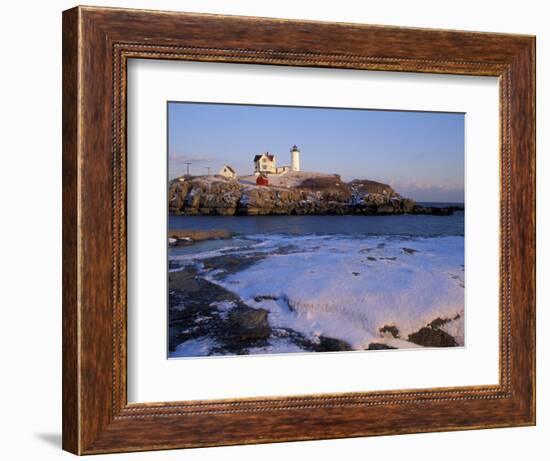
218;164;237;179
254;145;301;176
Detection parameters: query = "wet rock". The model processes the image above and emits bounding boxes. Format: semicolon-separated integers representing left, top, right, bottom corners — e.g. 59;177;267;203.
401;247;418;255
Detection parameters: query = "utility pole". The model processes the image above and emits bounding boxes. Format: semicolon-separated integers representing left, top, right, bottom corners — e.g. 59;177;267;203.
205;166;211;176
184;162;192;177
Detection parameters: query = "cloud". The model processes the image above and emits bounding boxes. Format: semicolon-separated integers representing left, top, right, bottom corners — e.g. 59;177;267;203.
389;181;464;202
169;152;217;164
390;180;463;192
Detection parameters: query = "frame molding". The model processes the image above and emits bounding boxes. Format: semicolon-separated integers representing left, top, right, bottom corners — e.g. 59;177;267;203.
62;6;535;454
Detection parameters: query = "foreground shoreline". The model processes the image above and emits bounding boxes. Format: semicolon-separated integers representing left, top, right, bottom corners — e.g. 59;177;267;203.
169;267;462;357
168;232;464;357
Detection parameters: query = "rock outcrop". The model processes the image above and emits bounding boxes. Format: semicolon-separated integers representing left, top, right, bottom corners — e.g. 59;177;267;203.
168;175;462;216
169;177;241;216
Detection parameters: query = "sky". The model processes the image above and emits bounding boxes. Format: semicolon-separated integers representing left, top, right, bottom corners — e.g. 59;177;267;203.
168;102;464;202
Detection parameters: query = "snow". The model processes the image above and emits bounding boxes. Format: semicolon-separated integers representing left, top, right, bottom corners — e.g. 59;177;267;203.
209;300;237;319
238;171;338;189
178;171;342;193
196;234;465;350
246;338;311;355
172;337;219;357
440;317;465;345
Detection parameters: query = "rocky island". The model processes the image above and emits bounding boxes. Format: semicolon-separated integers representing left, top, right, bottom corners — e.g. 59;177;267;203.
168;171;462;216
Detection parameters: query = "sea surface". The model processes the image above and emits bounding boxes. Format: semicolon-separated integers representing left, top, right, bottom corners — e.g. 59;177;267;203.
168;205;465;357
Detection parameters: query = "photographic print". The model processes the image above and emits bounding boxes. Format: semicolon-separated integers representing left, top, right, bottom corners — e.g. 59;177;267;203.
167;102;465;358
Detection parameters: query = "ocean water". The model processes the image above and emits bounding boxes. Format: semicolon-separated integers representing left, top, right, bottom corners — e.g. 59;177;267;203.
169;207;465;357
169;205;464;238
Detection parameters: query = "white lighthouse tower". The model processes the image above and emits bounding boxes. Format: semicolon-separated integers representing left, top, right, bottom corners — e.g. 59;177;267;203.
290;144;301;172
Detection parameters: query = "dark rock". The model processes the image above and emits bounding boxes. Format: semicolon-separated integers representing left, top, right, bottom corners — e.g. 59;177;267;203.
228;306;271;341
402;198;416;213
254;295;279;302
169;270;200;293
169;269;274;354
185;189;201;209
272;244;300;255
168;260;182;270
408;327;458;347
379;325;400;338
313;336;352;352
349;179;397;196
168;269;244;351
169;229;233;241
412;205;463;216
215;207;236;215
299;175;352;202
401;247;418;255
201;253;266;278
429;316;453;329
367;343;397;350
168;181;189;213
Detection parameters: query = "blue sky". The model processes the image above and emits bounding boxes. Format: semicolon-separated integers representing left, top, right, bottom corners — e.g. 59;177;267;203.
168;102;464;202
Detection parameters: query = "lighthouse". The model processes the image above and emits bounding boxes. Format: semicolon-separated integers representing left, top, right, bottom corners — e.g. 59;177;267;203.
290;145;301;172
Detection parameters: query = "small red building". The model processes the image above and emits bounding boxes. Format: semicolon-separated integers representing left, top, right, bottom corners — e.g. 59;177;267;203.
256;174;269;186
